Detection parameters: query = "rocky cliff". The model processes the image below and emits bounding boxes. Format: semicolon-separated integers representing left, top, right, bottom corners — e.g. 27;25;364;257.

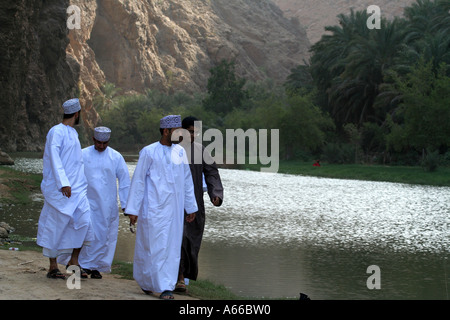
0;0;80;152
1;0;310;152
68;0;310;119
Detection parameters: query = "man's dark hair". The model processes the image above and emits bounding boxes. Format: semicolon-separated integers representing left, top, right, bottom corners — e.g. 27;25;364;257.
63;111;77;119
182;116;199;129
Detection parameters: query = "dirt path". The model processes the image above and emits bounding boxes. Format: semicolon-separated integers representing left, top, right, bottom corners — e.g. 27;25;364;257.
0;249;197;300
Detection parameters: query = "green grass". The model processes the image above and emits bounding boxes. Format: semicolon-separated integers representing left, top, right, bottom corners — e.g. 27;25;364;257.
179;278;244;300
0;235;41;252
244;160;450;187
110;260;244;300
110;260;134;280
0;166;42;204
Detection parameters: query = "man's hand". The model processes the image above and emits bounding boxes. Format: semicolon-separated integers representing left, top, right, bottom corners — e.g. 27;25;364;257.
211;196;222;206
186;212;196;223
61;186;71;198
128;214;138;233
129;215;138;225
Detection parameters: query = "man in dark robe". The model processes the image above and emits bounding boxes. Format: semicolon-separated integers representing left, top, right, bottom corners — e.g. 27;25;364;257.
176;116;224;292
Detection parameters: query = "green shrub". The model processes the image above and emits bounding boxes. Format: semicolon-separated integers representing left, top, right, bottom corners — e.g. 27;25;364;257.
421;150;439;172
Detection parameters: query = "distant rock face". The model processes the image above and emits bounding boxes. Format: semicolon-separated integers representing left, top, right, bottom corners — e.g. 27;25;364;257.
1;0;310;152
0;0;79;152
68;0;310;108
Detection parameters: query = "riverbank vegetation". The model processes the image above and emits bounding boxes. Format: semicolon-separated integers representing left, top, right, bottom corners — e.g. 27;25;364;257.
244;161;450;187
98;260;244;300
93;0;450;173
0;166;41;205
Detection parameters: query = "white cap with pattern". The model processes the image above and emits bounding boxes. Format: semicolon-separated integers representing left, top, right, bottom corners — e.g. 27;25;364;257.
94;126;111;142
62;98;81;114
160;115;182;128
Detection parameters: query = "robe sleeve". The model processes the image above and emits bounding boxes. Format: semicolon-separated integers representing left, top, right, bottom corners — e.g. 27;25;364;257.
48;128;70;190
202;145;224;205
183;150;198;215
116;154;131;209
125;148;151;217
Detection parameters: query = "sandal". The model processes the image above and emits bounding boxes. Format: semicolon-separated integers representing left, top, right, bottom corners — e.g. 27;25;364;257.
66;264;88;279
141;288;153;295
90;270;102;279
46;268;66;279
174;280;186;293
159;290;174;300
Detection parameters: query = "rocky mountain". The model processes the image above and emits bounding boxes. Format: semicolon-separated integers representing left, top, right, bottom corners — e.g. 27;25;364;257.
68;0;310;120
1;0;310;152
0;0;79;152
273;0;416;44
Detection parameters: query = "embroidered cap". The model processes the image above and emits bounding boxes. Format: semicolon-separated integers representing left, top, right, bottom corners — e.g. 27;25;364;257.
160;115;182;129
94;126;111;142
62;98;81;114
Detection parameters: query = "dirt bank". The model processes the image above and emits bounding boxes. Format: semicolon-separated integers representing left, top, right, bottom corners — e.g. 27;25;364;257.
0;249;197;300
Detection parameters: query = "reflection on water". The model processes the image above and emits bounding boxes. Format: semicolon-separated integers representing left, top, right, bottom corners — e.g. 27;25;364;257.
201;170;450;253
11;157;44;175
2;157;449;299
197;242;448;300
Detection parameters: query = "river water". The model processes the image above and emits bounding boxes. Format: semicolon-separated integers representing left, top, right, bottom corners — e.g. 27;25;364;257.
2;156;449;299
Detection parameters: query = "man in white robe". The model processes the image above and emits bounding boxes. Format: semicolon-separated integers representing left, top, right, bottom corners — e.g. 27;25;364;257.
37;98;94;279
126;115;198;300
78;127;130;279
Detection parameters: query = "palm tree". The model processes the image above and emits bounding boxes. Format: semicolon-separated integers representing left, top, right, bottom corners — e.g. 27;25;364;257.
310;9;371;92
310;9;407;127
309;9;373;125
308;0;448;129
284;64;314;94
403;0;450;74
93;82;121;112
330;17;407;126
435;0;450;34
404;0;449;37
